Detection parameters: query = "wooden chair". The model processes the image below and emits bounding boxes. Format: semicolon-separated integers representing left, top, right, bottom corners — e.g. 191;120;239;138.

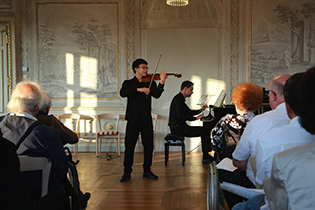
136;113;158;154
78;115;96;152
19;156;52;197
96;113;121;157
58;113;81;156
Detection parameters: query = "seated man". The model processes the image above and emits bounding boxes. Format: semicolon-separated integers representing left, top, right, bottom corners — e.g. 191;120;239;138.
36;92;90;209
268;142;315;210
223;74;290;209
36;93;78;145
168;80;213;164
0;81;68;202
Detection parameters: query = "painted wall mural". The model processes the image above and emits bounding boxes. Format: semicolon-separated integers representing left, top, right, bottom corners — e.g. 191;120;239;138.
37;2;119;99
251;0;315;88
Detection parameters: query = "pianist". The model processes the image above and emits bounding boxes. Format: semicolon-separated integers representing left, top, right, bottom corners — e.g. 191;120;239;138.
168;80;214;164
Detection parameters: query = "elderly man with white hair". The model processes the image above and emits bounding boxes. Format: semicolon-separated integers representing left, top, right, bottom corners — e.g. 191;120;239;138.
0;81;69;203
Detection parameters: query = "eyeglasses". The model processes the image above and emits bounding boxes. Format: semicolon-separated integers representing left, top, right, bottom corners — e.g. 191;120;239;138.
138;66;149;70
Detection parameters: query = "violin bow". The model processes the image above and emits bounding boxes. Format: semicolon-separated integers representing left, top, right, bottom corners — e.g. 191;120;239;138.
148;54;162;89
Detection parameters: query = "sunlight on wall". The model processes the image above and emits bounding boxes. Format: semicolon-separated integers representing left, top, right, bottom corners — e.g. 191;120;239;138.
191;75;202;111
80;56;98;89
80;93;97;107
67;89;74;107
189;75;203;151
66;53;74;85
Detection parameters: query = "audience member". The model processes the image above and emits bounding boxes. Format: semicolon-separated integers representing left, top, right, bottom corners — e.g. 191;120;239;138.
232;74;290;186
0;132;70;210
36;92;91;209
221;74;290;209
267;67;315;210
0;81;69;202
168;80;213;164
36;93;78;145
211;82;263;209
233;72;315;210
211;82;263;160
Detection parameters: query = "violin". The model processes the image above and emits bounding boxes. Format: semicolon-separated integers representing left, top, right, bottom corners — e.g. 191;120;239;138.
142;73;182;82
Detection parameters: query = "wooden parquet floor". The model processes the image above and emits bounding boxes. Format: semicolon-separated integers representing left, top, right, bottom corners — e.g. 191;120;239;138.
74;151;210;210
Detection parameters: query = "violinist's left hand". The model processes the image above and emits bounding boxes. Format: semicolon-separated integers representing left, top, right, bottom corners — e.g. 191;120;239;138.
159;71;168;85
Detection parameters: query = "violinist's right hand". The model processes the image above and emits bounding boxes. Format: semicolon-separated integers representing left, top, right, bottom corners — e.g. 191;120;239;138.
137;87;150;95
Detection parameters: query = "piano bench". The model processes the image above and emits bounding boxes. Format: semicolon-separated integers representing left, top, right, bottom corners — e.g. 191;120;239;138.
164;134;185;166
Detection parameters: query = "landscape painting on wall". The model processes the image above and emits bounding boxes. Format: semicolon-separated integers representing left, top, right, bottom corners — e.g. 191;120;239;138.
37;2;118;99
250;0;315;88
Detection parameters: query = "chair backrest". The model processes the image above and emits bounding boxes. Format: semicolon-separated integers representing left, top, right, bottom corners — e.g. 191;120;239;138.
151;113;158;133
97;113;120;132
19;156;52;197
79;115;94;139
58;113;81;135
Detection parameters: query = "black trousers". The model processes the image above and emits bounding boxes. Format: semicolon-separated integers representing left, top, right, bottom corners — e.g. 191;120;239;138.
219;169;255;209
123;121;154;174
170;124;212;159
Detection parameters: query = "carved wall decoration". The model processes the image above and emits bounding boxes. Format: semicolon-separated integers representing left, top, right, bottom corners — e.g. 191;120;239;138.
20;0;29;79
126;0;135;79
230;0;240;94
36;2;119;100
0;0;11;9
250;0;315;88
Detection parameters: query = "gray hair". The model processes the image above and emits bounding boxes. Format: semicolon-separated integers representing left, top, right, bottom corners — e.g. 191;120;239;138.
7;80;43;115
39;93;52;113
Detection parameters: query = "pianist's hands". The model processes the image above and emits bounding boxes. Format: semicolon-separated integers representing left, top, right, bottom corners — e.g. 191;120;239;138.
196;114;204;120
200;104;208;112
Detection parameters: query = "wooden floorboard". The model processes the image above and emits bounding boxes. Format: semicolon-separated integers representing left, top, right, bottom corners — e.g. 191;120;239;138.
74;151;211;210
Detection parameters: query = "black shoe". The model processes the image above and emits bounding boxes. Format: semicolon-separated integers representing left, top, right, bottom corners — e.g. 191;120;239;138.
72;192;91;210
143;171;159;180
120;173;131;182
202;157;214;164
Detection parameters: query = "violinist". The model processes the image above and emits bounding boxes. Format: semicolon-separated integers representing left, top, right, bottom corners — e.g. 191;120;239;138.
119;58;167;182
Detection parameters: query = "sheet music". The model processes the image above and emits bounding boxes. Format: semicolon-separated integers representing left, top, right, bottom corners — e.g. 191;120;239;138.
220;182;265;200
216;157;238;172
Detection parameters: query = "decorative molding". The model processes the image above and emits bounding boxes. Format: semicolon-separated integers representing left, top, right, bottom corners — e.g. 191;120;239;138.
20;0;29;79
126;0;135;79
230;0;239;95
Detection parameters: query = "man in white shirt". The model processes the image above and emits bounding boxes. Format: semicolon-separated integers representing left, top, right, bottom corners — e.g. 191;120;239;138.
232;74;291;185
222;74;290;209
267;67;315;210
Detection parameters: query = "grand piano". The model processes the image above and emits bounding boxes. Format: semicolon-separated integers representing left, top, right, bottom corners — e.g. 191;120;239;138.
202;90;236;132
